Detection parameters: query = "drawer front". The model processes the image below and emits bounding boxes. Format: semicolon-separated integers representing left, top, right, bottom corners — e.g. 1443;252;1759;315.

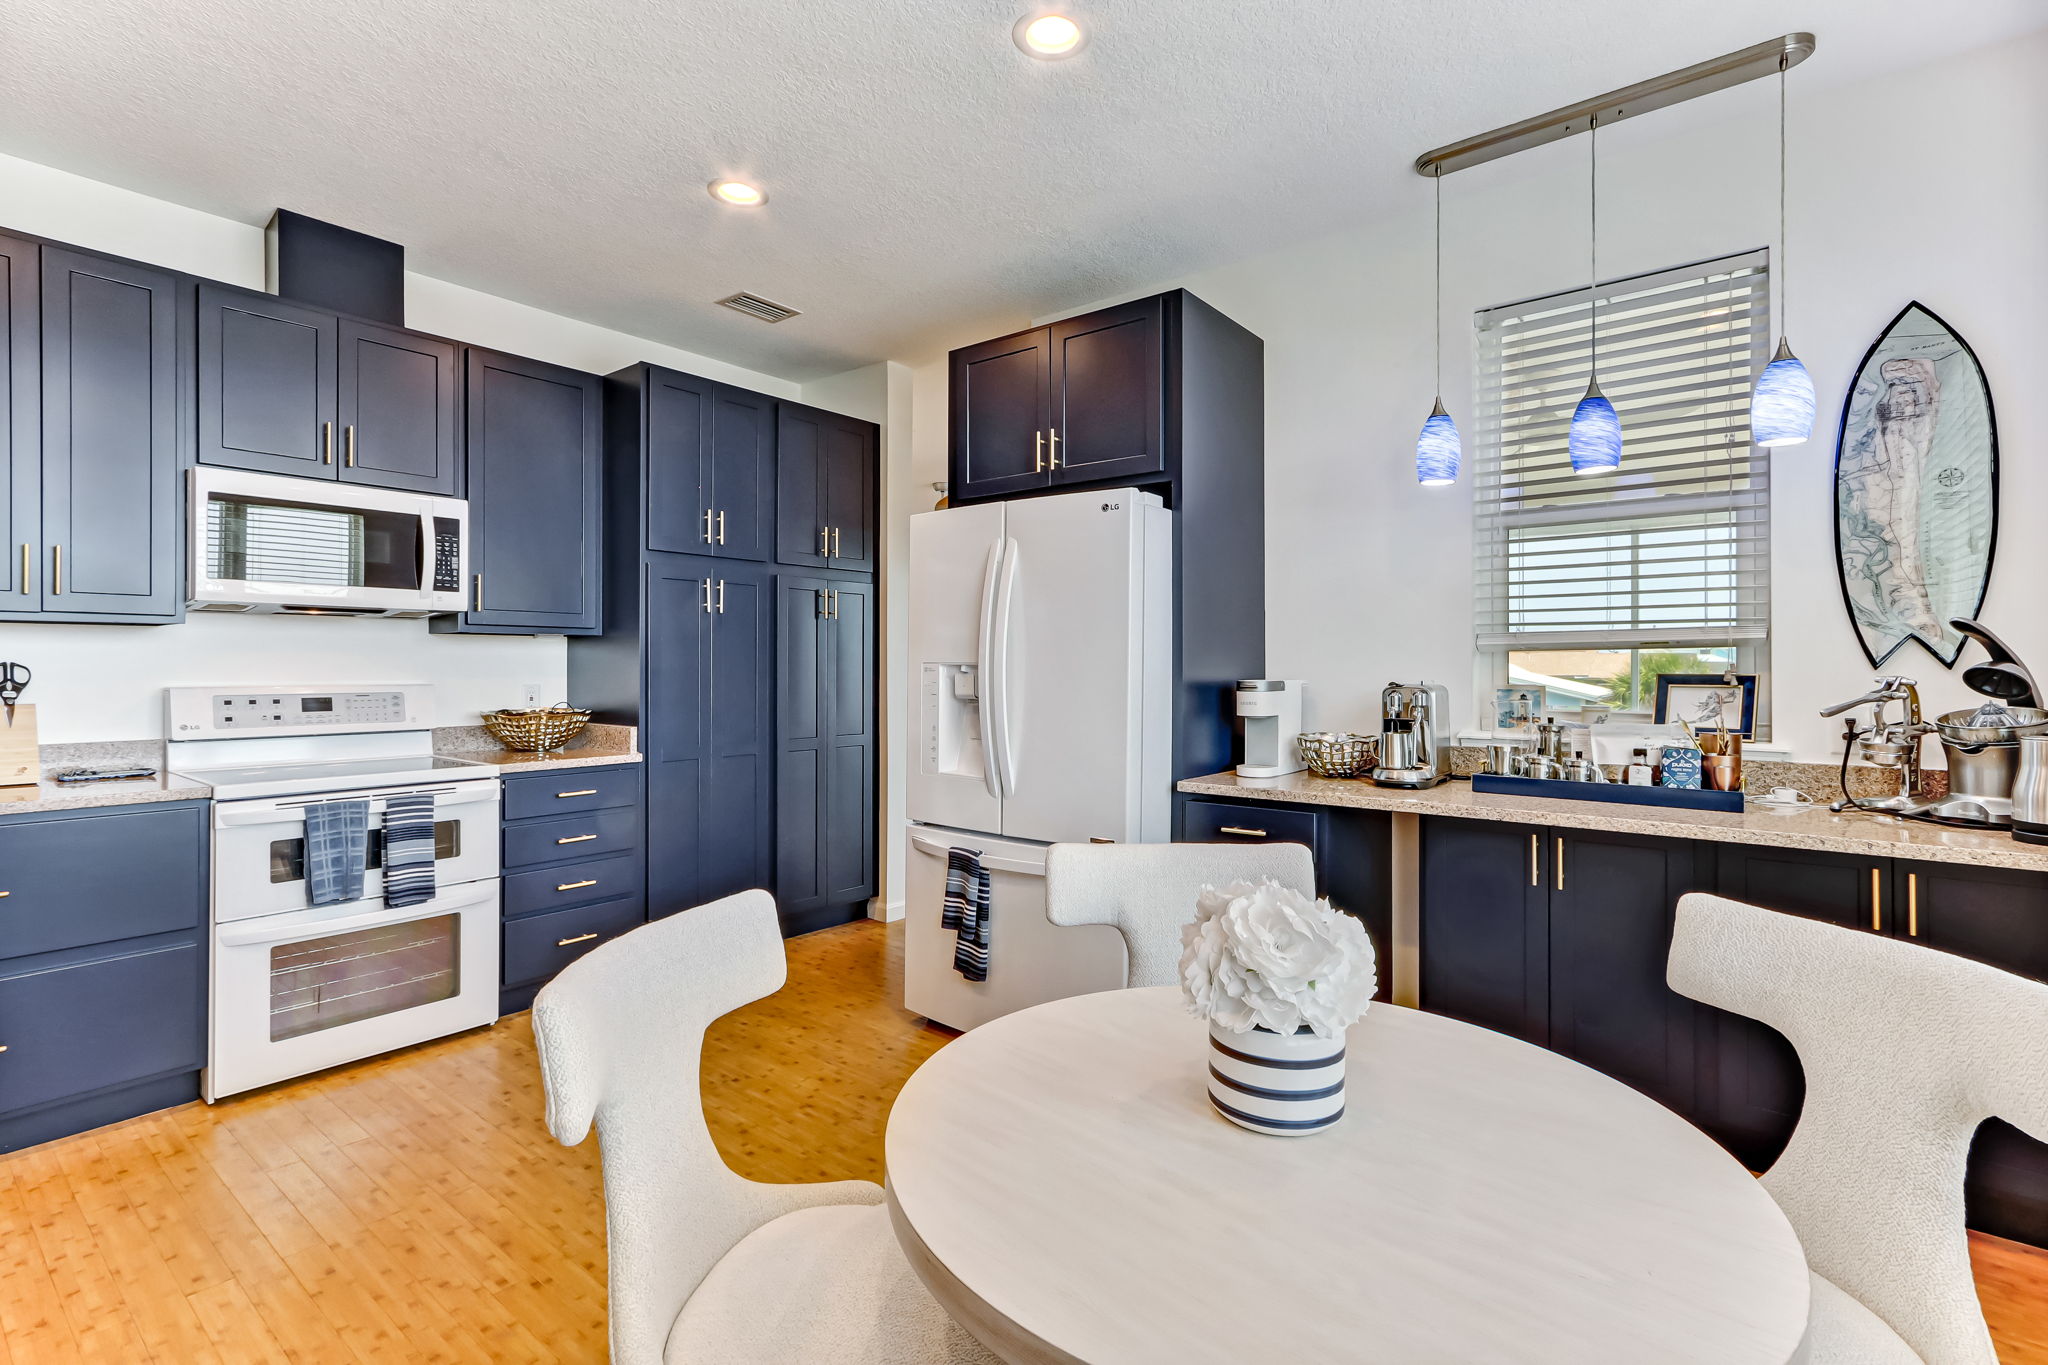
0;805;206;960
504;850;643;919
1182;800;1318;850
502;895;645;988
502;766;640;821
0;943;204;1115
503;806;641;870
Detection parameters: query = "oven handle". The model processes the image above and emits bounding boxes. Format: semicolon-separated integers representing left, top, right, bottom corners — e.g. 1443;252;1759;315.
214;784;500;826
216;883;498;946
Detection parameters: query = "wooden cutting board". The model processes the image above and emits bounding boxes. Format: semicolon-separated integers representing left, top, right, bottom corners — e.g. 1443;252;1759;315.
0;704;38;786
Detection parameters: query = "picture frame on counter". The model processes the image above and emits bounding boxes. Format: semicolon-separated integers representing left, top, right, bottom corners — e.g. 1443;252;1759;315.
1653;674;1758;738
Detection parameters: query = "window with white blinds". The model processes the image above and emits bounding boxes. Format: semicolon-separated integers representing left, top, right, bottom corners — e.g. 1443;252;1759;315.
1473;250;1771;651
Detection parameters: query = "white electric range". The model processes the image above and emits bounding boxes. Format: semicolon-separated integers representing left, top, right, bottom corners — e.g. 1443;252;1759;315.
166;684;502;1101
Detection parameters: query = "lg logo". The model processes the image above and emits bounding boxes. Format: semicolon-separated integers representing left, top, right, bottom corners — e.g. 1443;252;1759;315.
1101;502;1120;511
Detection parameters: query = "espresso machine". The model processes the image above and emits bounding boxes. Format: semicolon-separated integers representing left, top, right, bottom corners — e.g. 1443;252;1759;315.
1372;681;1452;788
1234;680;1305;778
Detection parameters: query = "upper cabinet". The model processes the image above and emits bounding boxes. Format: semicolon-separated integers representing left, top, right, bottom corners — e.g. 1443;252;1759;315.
949;294;1165;502
776;401;877;572
196;284;459;495
640;366;774;562
431;348;601;636
2;243;186;625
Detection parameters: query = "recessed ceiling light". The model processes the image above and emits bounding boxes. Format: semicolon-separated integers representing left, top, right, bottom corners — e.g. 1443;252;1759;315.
1014;12;1086;59
708;179;766;207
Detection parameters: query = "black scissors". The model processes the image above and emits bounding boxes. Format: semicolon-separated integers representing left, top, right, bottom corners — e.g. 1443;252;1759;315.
0;662;28;725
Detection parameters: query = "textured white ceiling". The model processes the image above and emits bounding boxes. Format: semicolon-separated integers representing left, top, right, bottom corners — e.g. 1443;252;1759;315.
2;0;2041;380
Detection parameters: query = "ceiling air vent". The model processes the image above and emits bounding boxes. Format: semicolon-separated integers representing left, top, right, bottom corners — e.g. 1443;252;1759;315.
717;291;801;324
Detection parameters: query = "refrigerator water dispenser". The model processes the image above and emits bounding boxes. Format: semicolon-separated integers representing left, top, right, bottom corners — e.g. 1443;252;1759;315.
921;662;985;780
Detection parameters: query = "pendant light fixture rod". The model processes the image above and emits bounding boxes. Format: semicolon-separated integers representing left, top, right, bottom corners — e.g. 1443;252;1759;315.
1587;112;1598;374
1433;170;1443;396
1414;32;1814;177
1776;53;1789;341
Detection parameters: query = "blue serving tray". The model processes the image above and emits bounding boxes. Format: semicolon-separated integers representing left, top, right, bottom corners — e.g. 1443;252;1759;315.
1471;773;1745;813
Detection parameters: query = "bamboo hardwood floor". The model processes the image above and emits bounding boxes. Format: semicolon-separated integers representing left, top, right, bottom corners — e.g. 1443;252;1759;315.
0;919;2042;1363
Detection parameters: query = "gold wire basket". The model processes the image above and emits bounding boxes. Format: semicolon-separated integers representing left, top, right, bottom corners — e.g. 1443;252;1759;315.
482;705;593;754
1297;732;1379;779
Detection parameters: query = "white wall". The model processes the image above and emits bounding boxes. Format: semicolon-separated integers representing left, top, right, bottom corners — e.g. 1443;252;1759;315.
0;152;885;744
901;29;2048;767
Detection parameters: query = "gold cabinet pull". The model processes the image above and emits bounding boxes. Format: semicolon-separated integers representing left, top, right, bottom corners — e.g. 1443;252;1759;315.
1908;872;1919;938
344;424;357;467
716;510;726;545
820;526;830;556
1034;430;1044;472
50;545;60;595
1555;837;1565;891
832;526;841;558
1870;868;1882;932
322;420;334;464
17;543;26;595
556;789;598;799
472;573;483;611
557;879;598;892
0;1045;9;1054
556;933;598;946
826;587;837;619
1048;428;1061;469
0;890;9;898
1218;825;1267;838
1529;833;1538;887
816;588;827;618
555;834;597;845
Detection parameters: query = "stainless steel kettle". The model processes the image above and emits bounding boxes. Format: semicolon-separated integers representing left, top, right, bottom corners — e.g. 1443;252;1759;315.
2014;734;2048;845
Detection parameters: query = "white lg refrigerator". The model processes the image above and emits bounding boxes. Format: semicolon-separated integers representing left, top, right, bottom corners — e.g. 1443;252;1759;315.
905;487;1173;1031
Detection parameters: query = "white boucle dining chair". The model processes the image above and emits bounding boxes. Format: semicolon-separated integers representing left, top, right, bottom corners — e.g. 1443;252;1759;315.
532;889;997;1365
1667;892;2048;1365
1045;841;1317;988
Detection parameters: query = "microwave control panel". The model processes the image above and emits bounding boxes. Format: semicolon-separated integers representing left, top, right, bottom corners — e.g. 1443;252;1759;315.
431;517;462;594
165;684;431;737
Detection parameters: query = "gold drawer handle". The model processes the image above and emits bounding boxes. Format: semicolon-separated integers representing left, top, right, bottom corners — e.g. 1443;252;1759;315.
1870;868;1882;932
1218;825;1267;838
556;834;598;845
557;933;598;947
557;789;598;799
557;879;598;892
1908;872;1919;938
0;1044;9;1053
0;890;10;898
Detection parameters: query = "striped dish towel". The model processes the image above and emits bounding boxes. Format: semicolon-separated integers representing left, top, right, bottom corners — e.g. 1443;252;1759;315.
304;800;369;906
380;792;437;908
943;847;991;982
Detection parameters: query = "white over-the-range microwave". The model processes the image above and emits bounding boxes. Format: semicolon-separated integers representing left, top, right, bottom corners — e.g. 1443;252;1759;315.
188;468;469;617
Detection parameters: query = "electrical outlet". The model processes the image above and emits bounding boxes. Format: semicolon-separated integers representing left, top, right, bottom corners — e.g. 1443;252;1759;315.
520;682;544;708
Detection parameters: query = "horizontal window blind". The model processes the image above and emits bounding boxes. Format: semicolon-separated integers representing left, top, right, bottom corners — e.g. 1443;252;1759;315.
208;497;366;587
1474;251;1771;650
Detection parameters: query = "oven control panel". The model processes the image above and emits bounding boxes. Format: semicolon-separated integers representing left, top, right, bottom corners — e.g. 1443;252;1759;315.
165;684;432;737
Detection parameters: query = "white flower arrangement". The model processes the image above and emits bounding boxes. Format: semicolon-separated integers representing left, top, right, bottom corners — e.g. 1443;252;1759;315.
1179;879;1377;1040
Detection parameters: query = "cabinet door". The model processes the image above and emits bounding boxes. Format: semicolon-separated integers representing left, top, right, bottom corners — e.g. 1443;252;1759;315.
0;943;203;1116
775;404;829;568
823;578;876;906
0;233;35;605
1703;845;1888;1168
338;320;458;494
644;555;714;918
458;349;601;633
707;385;774;562
1895;860;2048;1247
1049;298;1164;486
1547;830;1701;1117
822;417;876;572
196;284;337;477
646;367;712;555
1418;819;1548;1045
775;574;830;916
950;328;1050;501
700;562;773;899
39;249;183;621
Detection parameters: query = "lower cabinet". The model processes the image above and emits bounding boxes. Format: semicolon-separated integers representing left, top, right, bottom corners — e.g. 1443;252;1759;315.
0;801;208;1151
498;764;644;1014
774;573;875;935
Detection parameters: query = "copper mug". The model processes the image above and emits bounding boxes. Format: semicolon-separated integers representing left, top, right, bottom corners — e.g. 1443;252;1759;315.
1704;753;1741;792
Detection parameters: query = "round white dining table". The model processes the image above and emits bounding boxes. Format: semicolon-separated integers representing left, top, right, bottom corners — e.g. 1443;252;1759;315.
885;988;1811;1365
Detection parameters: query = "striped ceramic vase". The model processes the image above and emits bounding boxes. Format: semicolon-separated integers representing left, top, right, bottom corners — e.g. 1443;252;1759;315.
1207;1020;1346;1136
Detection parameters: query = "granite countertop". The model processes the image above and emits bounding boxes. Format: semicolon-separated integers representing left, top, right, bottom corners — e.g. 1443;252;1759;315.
1178;769;2048;874
431;722;641;775
0;769;212;817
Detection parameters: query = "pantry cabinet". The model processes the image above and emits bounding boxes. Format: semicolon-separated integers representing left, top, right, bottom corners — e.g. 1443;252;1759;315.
641;365;774;563
776;401;876;571
775;573;876;933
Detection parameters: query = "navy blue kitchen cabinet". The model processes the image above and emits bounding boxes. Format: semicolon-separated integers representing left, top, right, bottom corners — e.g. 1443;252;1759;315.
1419;819;1550;1044
432;347;602;636
0;801;208;1152
775;573;876;933
30;247;186;623
776;402;878;571
708;385;774;562
0;233;38;602
951;327;1052;500
638;366;773;562
498;762;645;1014
197;283;459;495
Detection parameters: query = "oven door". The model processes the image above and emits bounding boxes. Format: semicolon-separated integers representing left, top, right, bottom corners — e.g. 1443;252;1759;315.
206;881;500;1100
213;781;500;922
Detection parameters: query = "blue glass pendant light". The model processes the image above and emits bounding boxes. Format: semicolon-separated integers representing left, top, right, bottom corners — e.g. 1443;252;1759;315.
1416;171;1461;485
1750;58;1814;446
1568;112;1622;474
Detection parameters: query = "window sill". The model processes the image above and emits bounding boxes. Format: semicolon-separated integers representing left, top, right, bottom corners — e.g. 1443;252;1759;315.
1457;728;1788;757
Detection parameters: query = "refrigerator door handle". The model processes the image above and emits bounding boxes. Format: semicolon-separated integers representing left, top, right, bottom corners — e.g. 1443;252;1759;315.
976;537;1006;801
909;831;1044;877
989;537;1021;798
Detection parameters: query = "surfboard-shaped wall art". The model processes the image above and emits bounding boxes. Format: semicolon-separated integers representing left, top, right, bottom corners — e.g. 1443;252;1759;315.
1832;302;1998;668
